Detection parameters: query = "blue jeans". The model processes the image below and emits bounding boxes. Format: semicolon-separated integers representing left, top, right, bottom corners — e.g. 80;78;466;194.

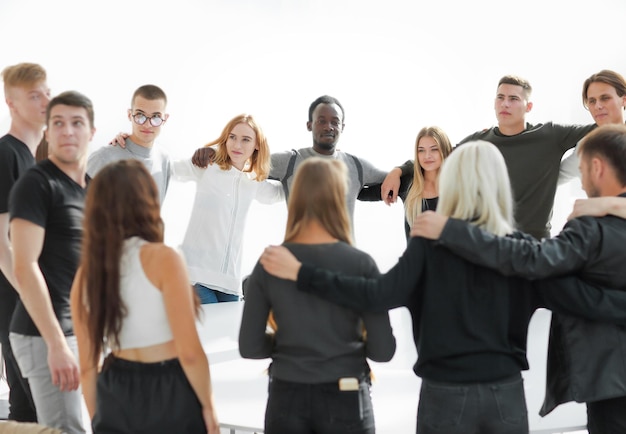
193;283;240;304
9;333;85;434
265;377;375;434
416;374;528;434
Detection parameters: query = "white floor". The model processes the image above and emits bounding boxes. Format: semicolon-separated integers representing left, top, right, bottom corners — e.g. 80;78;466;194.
2;304;589;434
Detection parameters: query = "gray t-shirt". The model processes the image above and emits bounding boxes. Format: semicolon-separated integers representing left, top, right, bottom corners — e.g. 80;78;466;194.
269;147;388;222
87;138;171;205
239;241;396;383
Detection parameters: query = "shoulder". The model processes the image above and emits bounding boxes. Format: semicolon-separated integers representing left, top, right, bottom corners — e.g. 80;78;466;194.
271;149;296;163
458;127;495;144
141;242;181;263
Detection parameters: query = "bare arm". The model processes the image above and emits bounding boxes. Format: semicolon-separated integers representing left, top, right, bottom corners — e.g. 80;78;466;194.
152;245;219;433
0;212;18;289
70;268;98;418
11;218;80;391
568;197;626;220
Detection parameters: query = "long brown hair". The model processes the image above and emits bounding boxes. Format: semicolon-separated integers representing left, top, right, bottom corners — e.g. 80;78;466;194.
283;157;352;245
205;114;271;180
76;160;165;363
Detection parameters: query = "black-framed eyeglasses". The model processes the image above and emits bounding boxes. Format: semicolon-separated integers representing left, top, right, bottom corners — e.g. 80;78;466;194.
131;112;166;127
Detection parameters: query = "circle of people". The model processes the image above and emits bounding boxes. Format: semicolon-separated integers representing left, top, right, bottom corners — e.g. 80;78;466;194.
1;62;626;434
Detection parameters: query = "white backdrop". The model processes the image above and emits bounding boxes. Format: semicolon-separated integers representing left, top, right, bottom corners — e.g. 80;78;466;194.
2;0;625;274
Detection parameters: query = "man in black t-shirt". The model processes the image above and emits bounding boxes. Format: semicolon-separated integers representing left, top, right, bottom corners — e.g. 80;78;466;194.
0;62;50;423
9;91;95;434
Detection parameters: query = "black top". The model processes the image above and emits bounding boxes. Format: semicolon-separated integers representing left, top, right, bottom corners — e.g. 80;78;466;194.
437;202;626;413
9;160;87;336
0;134;35;336
239;242;396;383
296;231;626;384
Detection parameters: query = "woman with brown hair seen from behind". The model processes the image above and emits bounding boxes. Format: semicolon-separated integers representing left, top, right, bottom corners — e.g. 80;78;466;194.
70;159;219;434
239;157;396;434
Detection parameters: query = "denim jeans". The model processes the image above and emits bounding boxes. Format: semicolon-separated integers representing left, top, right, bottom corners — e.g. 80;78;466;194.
193;283;240;304
416;374;528;434
587;396;626;434
9;333;85;434
265;377;375;434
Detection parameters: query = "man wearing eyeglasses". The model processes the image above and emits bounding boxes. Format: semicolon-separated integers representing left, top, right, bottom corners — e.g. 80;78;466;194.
87;84;171;205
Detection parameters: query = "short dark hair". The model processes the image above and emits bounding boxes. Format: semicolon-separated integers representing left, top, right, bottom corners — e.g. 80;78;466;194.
579;124;626;186
131;84;167;107
308;95;345;123
582;70;626;108
498;75;532;99
46;90;95;128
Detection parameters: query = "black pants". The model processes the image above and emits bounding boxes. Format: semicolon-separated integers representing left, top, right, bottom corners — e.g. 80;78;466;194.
265;377;375;434
416;374;528;434
587;396;626;434
0;287;37;422
92;355;205;434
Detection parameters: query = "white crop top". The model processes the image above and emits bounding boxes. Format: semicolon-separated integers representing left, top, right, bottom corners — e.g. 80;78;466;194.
114;237;173;350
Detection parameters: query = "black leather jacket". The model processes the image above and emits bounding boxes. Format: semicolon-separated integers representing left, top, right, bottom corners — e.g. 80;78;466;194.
438;199;626;415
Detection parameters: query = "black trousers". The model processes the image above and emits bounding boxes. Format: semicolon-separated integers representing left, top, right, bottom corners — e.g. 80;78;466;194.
92;355;205;434
265;376;375;434
0;287;37;422
587;396;626;434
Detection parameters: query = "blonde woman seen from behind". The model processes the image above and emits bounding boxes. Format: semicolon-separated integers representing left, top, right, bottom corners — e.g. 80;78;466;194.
70;160;219;434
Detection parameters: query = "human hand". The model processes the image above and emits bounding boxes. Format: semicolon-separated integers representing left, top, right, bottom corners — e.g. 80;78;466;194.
109;132;129;147
192;147;216;168
568;197;614;220
203;406;220;434
47;343;80;391
411;211;447;239
260;245;301;281
381;168;402;205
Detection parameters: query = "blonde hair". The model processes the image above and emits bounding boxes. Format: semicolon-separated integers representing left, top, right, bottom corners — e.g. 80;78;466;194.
437;141;514;236
404;126;452;227
205;114;271;180
2;63;46;95
284;157;352;245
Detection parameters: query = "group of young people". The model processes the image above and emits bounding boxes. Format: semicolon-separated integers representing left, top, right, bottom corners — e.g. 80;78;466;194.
1;59;626;434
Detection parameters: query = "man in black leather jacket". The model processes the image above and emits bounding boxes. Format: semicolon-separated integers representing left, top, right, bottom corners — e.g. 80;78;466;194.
411;124;626;434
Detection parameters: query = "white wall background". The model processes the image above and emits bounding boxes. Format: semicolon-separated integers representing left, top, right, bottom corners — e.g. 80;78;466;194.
2;0;625;275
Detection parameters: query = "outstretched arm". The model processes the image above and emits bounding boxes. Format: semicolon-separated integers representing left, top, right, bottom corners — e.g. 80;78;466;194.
537;276;626;324
381;160;413;205
568;197;626;220
261;239;426;312
415;216;598;279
